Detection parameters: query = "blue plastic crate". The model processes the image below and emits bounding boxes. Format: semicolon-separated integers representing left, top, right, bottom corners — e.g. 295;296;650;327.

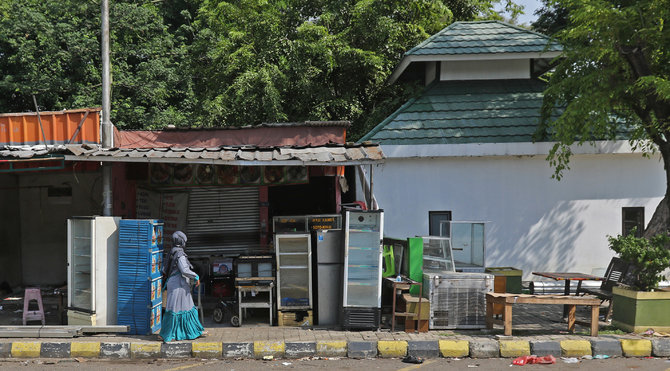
119;219;164;250
118;249;162;279
117;219;164;335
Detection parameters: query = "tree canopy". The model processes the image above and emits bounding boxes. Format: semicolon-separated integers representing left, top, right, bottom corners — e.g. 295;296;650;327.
537;0;670;235
0;0;519;134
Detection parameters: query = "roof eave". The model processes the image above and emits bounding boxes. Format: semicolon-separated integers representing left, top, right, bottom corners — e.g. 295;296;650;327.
387;51;563;85
62;154;382;166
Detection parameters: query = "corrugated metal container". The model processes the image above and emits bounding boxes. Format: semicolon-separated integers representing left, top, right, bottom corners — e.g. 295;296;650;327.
423;271;494;329
0;108;100;146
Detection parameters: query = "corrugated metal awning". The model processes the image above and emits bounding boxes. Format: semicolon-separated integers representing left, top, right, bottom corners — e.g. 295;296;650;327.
59;143;384;166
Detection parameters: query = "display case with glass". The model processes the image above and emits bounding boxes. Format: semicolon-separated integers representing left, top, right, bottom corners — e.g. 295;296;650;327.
275;234;312;309
70;218;93;311
420;236;456;273
342;209;384;330
440;221;486;272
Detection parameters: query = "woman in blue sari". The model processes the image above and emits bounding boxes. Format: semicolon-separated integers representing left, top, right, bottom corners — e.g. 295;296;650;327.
159;231;206;342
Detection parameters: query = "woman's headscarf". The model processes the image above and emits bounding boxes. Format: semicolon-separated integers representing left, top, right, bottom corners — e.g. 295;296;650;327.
163;231;191;278
172;231;187;249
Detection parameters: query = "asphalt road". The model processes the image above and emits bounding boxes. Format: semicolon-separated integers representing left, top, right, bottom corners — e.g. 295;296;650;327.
1;357;670;371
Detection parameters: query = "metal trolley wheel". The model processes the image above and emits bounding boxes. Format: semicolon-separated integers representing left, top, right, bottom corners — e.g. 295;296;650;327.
212;307;224;323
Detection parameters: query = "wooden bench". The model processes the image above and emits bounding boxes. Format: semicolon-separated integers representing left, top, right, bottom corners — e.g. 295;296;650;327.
486;293;601;336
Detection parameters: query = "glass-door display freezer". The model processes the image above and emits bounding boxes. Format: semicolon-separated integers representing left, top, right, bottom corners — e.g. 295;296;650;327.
67;216;121;326
342;209;383;330
276;234;312;310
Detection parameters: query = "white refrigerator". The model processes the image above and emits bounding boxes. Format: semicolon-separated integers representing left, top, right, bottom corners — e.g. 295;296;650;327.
67;216;121;326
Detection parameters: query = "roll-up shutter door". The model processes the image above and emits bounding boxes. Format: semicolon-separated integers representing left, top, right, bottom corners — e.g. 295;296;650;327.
186;187;260;255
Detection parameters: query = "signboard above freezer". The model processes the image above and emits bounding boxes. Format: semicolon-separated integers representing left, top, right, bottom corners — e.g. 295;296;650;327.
273;214;341;233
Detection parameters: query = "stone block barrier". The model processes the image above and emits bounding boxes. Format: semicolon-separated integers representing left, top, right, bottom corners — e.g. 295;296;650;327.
0;337;665;360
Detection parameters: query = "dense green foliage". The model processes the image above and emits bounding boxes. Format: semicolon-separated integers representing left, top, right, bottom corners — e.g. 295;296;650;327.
0;0;517;133
531;0;568;35
0;0;196;129
537;0;670;234
608;231;670;291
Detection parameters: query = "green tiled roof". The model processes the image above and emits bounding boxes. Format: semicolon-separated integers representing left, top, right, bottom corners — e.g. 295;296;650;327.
360;79;551;145
406;21;562;56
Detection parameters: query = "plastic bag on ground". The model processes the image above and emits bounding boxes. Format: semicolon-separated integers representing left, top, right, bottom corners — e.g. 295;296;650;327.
512;355;556;365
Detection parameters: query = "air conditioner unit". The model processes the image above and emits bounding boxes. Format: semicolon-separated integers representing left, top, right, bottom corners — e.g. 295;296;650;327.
422;272;494;329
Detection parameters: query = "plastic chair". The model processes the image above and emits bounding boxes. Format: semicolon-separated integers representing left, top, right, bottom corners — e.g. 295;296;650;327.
382;244;396;278
23;288;45;325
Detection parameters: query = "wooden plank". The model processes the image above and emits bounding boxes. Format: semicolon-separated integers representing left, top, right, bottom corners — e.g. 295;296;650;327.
487;293;599;305
567;305;576;332
486;299;494;330
591;305;599;336
503;304;513;336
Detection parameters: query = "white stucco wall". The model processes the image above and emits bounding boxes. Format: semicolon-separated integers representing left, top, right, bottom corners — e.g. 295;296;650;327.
369;148;665;279
440;59;530;80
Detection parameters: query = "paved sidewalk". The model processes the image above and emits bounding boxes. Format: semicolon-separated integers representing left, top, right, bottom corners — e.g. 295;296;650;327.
2;303;669;360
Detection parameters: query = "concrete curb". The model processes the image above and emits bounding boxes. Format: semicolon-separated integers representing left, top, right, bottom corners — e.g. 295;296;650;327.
0;337;667;360
11;342;40;358
285;342;316;358
499;340;530;358
0;343;11;358
223;342;253;358
253;341;284;359
347;341;376;358
590;338;622;357
620;339;652;357
40;342;70;358
192;342;222;358
71;342;100;358
651;338;670;357
130;342;161;359
317;341;347;358
469;339;500;358
407;340;439;359
101;342;130;359
161;342;191;358
560;340;591;357
529;340;561;356
438;340;469;358
377;340;407;358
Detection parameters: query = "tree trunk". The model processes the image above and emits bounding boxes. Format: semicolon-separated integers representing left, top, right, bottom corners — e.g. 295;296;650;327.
643;142;670;239
643;196;670;238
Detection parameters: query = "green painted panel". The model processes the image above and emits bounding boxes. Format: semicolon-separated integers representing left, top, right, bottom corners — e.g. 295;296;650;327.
407;237;424;296
612;294;670;328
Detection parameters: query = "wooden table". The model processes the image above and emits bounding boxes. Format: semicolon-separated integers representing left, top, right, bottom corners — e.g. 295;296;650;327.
532;272;603;316
486;293;601;336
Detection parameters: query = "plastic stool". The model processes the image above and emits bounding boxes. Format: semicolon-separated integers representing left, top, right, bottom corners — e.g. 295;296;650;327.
23;288;45;325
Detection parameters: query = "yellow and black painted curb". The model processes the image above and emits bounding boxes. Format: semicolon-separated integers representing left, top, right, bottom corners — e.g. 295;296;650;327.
0;338;668;359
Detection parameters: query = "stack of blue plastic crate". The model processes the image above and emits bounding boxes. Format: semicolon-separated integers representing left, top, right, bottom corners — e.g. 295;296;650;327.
117;219;164;335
